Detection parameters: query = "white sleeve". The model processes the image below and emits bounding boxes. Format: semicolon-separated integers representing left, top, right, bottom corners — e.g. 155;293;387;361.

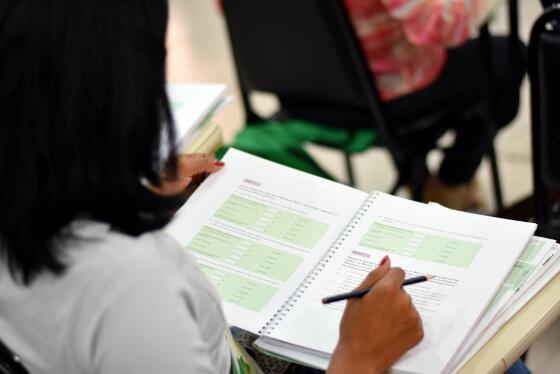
86;253;227;374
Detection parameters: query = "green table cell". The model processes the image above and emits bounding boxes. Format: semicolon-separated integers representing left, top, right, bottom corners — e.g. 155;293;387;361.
503;262;535;290
360;224;415;252
518;240;544;262
359;223;481;268
189;226;304;281
214;195;329;249
200;265;279;312
415;237;480;268
488;285;509;310
171;100;183;110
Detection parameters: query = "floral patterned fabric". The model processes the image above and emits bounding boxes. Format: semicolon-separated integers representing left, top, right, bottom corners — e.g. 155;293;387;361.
344;0;479;100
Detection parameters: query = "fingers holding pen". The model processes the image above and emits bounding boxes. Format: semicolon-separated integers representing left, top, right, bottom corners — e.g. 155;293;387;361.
355;255;391;290
332;258;424;373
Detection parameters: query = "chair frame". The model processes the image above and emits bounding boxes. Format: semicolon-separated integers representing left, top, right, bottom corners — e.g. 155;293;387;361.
225;0;410;186
477;0;521;213
0;340;28;374
529;5;560;238
223;0;514;212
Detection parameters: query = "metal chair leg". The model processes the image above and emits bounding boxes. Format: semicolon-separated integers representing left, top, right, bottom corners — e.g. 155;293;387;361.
344;153;355;187
489;143;505;214
409;156;429;201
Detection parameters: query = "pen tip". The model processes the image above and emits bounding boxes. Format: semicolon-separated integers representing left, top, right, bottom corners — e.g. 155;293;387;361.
426;275;434;280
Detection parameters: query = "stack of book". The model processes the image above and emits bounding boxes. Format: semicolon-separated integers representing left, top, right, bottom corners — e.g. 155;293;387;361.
167;83;229;154
166;149;559;374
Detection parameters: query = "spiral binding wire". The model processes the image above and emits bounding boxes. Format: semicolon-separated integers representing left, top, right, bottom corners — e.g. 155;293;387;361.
258;192;379;336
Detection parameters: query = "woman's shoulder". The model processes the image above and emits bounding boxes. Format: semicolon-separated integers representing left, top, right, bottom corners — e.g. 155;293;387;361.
59;219;218;302
66;219;197;278
64;221;230;372
0;220;227;373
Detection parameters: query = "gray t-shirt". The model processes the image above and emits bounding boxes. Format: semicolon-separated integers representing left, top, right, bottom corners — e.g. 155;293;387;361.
0;220;231;373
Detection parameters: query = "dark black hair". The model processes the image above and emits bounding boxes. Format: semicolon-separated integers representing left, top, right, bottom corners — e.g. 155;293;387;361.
0;0;183;284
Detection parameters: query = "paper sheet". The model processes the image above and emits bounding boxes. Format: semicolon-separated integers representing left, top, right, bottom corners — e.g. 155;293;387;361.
166;149;368;333
450;245;560;371
263;193;536;373
167;83;228;147
447;237;556;370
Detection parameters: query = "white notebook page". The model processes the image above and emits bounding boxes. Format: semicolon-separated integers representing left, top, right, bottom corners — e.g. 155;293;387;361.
167;83;228;145
166;149;368;333
265;192;536;374
446;236;555;369
450;245;560;371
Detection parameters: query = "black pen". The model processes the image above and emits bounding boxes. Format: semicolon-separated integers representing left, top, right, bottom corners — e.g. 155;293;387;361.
321;275;433;304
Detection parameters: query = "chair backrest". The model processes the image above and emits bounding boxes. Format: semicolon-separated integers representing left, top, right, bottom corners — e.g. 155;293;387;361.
531;22;560;189
0;340;28;374
223;0;376;107
529;6;560;238
222;0;400;151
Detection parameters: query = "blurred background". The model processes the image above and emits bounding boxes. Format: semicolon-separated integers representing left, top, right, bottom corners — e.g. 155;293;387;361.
166;1;558;372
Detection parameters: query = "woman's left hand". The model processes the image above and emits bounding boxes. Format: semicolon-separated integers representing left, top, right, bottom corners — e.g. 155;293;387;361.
150;153;224;196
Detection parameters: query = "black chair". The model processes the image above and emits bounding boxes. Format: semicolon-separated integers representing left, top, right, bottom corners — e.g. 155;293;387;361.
222;0;519;210
529;4;560;239
0;340;28;374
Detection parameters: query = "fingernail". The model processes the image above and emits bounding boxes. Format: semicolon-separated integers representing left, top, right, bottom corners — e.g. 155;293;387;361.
380;255;389;266
214;161;225;167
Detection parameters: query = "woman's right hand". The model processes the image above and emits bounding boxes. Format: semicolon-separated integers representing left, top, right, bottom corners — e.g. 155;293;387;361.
328;257;424;374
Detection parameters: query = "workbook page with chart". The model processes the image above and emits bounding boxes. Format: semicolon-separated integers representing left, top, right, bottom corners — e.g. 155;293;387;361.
256;192;536;373
451;244;560;372
447;236;556;370
166;149;369;333
427;203;557;350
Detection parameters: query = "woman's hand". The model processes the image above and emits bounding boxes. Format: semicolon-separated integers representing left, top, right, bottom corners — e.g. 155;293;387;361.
328;257;424;374
150;153;224;196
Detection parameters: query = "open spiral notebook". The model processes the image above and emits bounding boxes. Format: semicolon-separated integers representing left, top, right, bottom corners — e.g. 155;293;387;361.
167;149;552;374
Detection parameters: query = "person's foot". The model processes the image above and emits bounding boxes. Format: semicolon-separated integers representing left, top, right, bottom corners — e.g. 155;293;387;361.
421;176;485;211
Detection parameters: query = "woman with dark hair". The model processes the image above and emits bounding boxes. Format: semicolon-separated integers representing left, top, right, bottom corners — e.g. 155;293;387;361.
0;0;423;373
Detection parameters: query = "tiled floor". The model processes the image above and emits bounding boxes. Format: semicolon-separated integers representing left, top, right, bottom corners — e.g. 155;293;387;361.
170;1;559;372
